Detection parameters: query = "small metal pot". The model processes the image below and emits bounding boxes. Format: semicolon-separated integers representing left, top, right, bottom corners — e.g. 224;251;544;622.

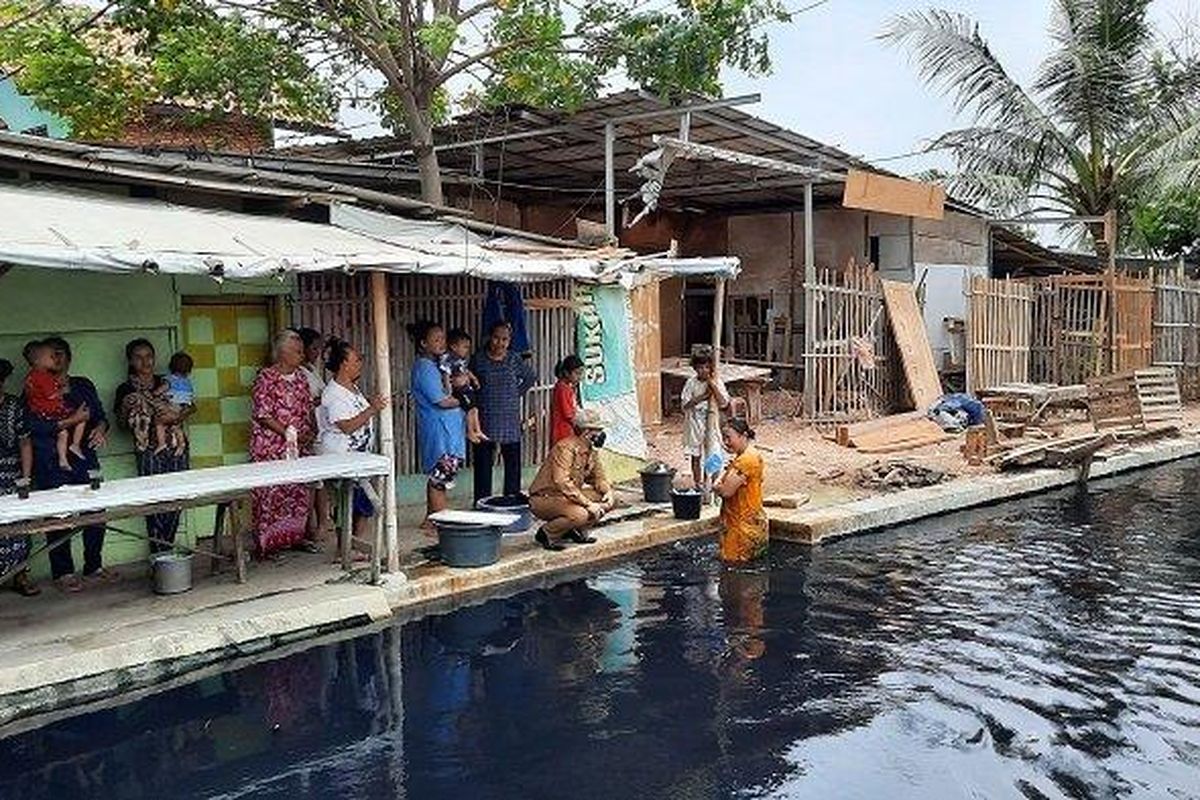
152;552;194;595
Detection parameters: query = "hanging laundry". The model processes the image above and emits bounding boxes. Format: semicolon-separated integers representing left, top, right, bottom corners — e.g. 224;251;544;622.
482;281;531;354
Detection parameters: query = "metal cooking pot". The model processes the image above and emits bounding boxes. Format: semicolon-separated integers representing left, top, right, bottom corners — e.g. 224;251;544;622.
152;552;194;595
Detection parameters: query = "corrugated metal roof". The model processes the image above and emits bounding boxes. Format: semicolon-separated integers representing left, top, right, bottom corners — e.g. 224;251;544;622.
285;90;983;216
0;182;738;281
0;131;444;216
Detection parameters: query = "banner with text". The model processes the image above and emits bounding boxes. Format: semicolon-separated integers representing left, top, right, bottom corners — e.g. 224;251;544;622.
574;284;646;458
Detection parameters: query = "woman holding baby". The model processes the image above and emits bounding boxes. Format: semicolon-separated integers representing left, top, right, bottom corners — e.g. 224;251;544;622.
115;338;194;555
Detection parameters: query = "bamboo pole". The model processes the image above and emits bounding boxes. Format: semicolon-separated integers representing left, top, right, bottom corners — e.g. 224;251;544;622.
704;278;727;499
370;271;399;573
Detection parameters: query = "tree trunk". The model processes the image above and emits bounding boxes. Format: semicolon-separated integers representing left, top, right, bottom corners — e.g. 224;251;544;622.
398;87;445;206
414;144;444;207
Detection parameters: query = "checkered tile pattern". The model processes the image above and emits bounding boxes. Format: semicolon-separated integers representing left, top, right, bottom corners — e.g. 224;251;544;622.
181;305;270;469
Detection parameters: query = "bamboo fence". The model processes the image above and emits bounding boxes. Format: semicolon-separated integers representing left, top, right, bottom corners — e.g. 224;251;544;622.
965;276;1033;393
802;266;903;426
1152;266;1200;400
294;273;575;474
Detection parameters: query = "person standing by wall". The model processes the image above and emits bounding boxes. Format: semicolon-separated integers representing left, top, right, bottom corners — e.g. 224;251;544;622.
316;337;388;549
680;350;731;487
296;326;333;545
28;336;114;591
249;330;316;558
408;321;465;527
0;359;37;596
550;355;584;446
470;321;536;502
114;338;193;556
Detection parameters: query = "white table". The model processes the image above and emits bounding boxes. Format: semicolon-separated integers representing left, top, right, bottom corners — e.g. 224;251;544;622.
0;453;392;584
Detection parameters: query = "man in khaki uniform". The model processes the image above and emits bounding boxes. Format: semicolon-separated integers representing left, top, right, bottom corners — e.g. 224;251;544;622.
528;408;614;551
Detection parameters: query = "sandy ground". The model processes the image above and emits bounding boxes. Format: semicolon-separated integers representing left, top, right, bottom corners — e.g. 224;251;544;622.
643;391;1200;510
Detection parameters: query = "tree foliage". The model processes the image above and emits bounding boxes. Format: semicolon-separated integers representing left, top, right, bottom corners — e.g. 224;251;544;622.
881;1;1200;254
0;0;335;139
0;0;791;202
1131;188;1200;259
252;0;793;203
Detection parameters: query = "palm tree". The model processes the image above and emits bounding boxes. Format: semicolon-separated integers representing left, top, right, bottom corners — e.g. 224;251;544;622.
880;1;1200;255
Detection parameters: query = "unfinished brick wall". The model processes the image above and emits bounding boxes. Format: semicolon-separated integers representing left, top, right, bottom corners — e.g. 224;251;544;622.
102;111;273;152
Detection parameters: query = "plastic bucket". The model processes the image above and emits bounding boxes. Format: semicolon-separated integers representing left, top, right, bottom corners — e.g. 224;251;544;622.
435;521;503;568
152;552;194;595
476;494;533;533
639;464;677;503
670;489;702;520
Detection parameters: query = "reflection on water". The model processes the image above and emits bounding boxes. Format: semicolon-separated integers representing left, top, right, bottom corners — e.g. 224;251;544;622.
3;463;1200;799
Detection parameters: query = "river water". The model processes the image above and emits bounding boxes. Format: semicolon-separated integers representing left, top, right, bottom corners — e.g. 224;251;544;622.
3;464;1200;799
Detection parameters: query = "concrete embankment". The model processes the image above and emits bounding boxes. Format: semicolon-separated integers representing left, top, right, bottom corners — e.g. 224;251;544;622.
0;510;719;730
3;434;1197;731
771;435;1200;544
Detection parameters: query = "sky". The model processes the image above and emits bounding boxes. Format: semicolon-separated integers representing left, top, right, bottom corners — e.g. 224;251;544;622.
313;0;1200;177
720;0;1200;177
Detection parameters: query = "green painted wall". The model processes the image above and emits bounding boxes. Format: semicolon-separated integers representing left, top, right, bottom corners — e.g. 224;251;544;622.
0;267;287;579
0;78;70;138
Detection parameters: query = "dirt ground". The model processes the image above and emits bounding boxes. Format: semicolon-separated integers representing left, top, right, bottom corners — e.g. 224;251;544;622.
642;390;1200;509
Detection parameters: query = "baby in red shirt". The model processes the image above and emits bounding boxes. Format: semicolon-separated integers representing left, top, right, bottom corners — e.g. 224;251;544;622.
23;341;86;470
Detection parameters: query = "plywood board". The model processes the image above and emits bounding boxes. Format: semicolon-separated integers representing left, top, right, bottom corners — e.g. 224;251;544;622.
835;410;927;447
851;417;947;451
881;279;943;410
630;281;663;425
843;169;946;221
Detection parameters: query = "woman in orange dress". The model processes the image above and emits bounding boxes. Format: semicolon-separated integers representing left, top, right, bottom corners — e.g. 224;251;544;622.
713;418;768;563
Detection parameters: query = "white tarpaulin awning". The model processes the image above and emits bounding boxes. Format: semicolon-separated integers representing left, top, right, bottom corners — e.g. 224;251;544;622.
0;183;739;282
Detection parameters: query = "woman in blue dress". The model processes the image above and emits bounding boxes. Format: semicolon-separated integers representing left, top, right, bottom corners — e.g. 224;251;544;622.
407;321;466;528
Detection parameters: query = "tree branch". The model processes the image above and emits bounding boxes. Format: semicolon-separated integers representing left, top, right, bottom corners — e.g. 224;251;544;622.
435;35;579;87
453;0;501;25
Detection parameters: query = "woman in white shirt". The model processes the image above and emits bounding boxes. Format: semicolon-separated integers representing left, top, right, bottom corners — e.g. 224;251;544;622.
317;338;389;549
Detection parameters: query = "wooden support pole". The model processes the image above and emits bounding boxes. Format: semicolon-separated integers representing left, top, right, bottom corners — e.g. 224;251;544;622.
704;278;727;498
802;182;816;419
370;270;400;574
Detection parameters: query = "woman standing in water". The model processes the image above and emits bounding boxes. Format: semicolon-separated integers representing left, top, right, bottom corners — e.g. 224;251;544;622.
713;418;767;563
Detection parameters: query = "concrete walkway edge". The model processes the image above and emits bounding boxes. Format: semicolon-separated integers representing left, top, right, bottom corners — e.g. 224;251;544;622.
770;436;1200;544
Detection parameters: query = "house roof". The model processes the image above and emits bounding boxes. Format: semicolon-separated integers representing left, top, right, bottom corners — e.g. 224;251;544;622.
0;181;738;281
0;129;609;246
0;130;443;216
285;90;985;216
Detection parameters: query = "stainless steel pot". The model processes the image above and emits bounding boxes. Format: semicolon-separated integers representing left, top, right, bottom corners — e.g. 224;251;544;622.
152;552;194;595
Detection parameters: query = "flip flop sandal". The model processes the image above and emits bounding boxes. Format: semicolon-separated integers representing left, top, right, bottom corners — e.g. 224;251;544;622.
13;573;41;597
563;529;597;544
55;575;84;593
294;541;324;554
84;567;121;584
535;529;566;552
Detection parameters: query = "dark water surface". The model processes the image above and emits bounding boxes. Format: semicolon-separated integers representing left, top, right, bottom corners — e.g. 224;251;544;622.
4;464;1200;799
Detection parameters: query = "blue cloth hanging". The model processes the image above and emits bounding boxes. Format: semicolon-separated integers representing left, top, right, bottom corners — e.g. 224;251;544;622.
482;281;531;354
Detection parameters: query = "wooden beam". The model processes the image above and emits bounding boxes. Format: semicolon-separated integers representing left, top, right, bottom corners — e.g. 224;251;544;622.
370;271;399;573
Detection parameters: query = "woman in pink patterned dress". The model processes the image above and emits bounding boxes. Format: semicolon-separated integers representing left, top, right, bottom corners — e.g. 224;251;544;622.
250;330;316;557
